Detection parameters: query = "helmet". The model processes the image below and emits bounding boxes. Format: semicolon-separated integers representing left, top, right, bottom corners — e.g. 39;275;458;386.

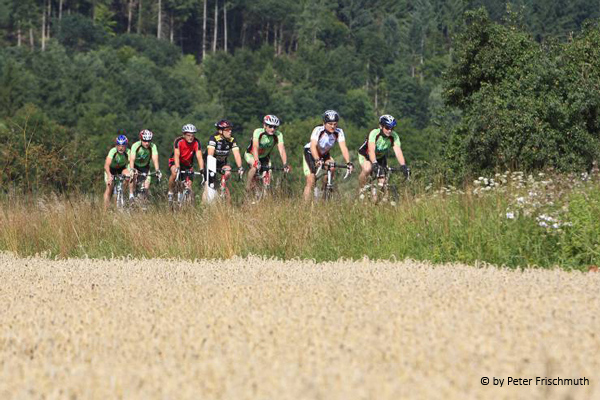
263;115;280;127
323;110;340;123
181;124;197;134
139;129;153;141
379;114;397;129
215;119;233;130
116;135;128;145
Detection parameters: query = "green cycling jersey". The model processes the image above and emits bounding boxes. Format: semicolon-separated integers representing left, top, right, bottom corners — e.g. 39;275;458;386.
358;129;401;159
246;128;284;159
131;140;158;168
107;147;130;170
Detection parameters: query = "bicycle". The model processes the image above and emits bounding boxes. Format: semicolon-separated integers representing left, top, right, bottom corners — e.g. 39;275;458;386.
314;161;352;201
131;170;161;210
250;165;288;201
360;165;410;205
111;174;130;210
171;169;204;211
205;167;243;204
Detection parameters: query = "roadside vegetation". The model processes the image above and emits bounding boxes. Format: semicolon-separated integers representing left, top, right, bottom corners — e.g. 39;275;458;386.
2;169;600;270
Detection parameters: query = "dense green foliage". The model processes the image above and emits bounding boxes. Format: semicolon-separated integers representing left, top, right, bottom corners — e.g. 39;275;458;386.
1;1;600;191
444;9;600;178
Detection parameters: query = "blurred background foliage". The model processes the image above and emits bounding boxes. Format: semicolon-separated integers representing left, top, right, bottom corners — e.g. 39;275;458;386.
1;0;600;192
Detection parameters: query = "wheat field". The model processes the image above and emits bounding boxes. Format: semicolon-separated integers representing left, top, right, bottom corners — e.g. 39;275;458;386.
1;253;599;400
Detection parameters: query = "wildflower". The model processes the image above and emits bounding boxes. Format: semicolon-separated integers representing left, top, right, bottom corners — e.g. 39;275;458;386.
506;212;515;219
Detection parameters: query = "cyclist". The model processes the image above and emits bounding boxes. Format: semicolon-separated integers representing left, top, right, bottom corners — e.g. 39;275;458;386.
358;114;410;190
168;123;204;203
204;119;244;200
129;129;162;200
244;114;290;192
103;133;132;210
303;110;353;201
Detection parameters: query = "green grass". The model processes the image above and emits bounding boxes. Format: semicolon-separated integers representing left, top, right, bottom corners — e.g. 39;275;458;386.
2;175;599;270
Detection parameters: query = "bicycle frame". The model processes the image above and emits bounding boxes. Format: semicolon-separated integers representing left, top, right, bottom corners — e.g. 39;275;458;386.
252;165;286;200
364;166;406;204
112;174;129;210
173;169;203;210
314;162;351;201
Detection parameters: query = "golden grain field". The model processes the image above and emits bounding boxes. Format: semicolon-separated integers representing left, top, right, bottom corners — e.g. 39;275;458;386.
1;253;599;400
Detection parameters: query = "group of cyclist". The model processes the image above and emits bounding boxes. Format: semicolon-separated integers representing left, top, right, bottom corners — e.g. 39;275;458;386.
103;110;410;209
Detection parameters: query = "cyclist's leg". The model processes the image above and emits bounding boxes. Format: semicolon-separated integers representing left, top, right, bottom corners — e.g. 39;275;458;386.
168;161;178;194
303;148;318;202
244;152;257;191
358;154;372;188
104;171;114;210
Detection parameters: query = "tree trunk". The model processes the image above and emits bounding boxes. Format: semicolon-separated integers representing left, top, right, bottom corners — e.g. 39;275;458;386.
201;0;207;59
127;0;133;33
374;74;379;114
273;23;277;52
29;27;34;48
17;25;22;47
157;0;162;39
41;0;46;51
278;24;283;55
265;22;269;45
137;0;143;34
241;20;246;48
47;0;51;38
170;12;174;43
212;0;218;53
223;1;227;52
59;0;63;21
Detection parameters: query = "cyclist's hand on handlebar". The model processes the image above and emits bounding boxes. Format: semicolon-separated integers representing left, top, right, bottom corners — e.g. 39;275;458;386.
283;163;291;173
346;162;354;173
253;160;261;171
156;170;162;180
401;164;410;178
238;167;245;178
315;158;324;168
370;161;379;177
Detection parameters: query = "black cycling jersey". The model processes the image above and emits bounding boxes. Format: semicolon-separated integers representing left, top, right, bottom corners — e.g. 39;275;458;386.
206;134;238;162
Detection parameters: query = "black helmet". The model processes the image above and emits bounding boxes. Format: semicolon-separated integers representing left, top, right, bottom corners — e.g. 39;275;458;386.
215;119;233;130
323;110;340;123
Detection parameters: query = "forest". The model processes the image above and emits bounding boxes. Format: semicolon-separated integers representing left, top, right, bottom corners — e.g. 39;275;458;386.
1;0;600;192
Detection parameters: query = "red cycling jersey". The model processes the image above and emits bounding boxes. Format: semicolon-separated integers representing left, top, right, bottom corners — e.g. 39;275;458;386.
170;136;201;168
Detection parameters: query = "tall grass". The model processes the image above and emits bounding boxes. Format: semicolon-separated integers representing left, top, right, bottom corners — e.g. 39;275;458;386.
2;170;600;269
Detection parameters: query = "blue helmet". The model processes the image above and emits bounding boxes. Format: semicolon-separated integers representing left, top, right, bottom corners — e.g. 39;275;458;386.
379;114;397;129
116;135;128;145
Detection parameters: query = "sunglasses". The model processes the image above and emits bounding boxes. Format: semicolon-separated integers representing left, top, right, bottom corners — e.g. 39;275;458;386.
266;124;277;129
383;125;394;130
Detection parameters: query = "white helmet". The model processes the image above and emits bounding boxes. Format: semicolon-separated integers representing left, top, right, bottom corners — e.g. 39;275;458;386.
139;129;153;141
182;123;197;134
263;114;280;127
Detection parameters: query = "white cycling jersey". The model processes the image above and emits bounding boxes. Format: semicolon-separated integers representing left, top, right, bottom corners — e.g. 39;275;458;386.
304;125;346;155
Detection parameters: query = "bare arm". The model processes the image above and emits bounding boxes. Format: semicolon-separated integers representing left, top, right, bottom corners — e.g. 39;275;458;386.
196;149;205;170
339;141;351;164
277;143;287;165
368;142;377;163
310;139;320;160
233;148;242;168
104;156;113;176
152;153;160;171
174;148;181;170
393;144;406;166
252;138;260;163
